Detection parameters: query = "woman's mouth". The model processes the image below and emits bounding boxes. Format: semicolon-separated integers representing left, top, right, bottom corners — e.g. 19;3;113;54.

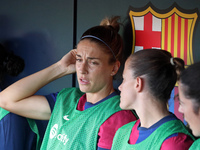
79;78;89;85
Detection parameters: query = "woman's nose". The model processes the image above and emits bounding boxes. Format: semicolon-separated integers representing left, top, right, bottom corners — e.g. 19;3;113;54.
178;105;183;114
79;61;88;74
118;83;122;91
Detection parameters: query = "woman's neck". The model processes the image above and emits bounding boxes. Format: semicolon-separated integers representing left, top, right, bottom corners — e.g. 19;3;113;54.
137;99;170;128
86;87;115;104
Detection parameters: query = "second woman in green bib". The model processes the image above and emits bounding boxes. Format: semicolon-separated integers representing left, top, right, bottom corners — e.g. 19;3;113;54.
112;49;195;150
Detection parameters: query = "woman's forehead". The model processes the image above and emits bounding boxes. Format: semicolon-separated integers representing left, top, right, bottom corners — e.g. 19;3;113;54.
77;40;109;58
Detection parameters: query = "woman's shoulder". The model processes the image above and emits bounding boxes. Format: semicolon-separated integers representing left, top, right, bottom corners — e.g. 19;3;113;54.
57;87;84;99
98;110;138;149
112;110;138;122
161;133;194;150
102;110;138;130
189;138;200;150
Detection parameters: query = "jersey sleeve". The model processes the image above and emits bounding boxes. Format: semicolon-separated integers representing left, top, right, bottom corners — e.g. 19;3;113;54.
45;92;58;112
161;133;194;150
97;110;137;149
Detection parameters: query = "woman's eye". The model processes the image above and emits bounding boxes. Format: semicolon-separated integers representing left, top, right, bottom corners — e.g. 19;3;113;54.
91;61;99;65
76;59;82;62
178;99;183;106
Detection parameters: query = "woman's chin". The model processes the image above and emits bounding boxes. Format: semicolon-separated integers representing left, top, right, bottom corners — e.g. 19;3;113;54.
79;86;89;93
119;103;126;110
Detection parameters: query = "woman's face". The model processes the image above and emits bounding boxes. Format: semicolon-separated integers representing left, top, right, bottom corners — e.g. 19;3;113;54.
118;58;137;110
178;82;200;137
76;39;114;94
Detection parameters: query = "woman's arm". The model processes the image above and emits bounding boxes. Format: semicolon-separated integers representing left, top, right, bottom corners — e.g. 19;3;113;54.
0;50;77;120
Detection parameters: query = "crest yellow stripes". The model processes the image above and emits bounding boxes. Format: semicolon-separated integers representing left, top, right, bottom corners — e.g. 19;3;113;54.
129;5;198;66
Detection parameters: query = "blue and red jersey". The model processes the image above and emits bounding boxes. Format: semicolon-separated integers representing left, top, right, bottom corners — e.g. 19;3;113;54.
129;114;193;149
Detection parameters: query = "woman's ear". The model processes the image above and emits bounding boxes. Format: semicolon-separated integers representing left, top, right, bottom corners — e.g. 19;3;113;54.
111;61;120;76
136;77;143;92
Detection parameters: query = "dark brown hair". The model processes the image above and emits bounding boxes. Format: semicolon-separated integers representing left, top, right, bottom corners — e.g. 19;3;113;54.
180;61;200;114
80;16;123;64
128;49;185;103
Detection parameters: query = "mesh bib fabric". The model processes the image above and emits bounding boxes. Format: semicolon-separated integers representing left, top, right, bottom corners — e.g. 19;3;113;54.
189;138;200;150
112;119;194;150
27;119;41;150
41;88;122;150
0;107;9;120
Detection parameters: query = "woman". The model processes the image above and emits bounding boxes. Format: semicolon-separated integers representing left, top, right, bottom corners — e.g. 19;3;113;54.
112;49;194;150
178;61;200;149
0;16;137;150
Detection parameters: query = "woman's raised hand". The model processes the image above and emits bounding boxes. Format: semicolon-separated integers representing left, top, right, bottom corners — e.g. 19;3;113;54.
57;49;77;76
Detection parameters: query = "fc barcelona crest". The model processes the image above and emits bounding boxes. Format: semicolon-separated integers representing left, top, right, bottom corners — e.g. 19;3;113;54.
129;3;198;122
129;3;198;66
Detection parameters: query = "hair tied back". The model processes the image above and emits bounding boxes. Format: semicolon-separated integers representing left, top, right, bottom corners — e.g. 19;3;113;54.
170;57;175;66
